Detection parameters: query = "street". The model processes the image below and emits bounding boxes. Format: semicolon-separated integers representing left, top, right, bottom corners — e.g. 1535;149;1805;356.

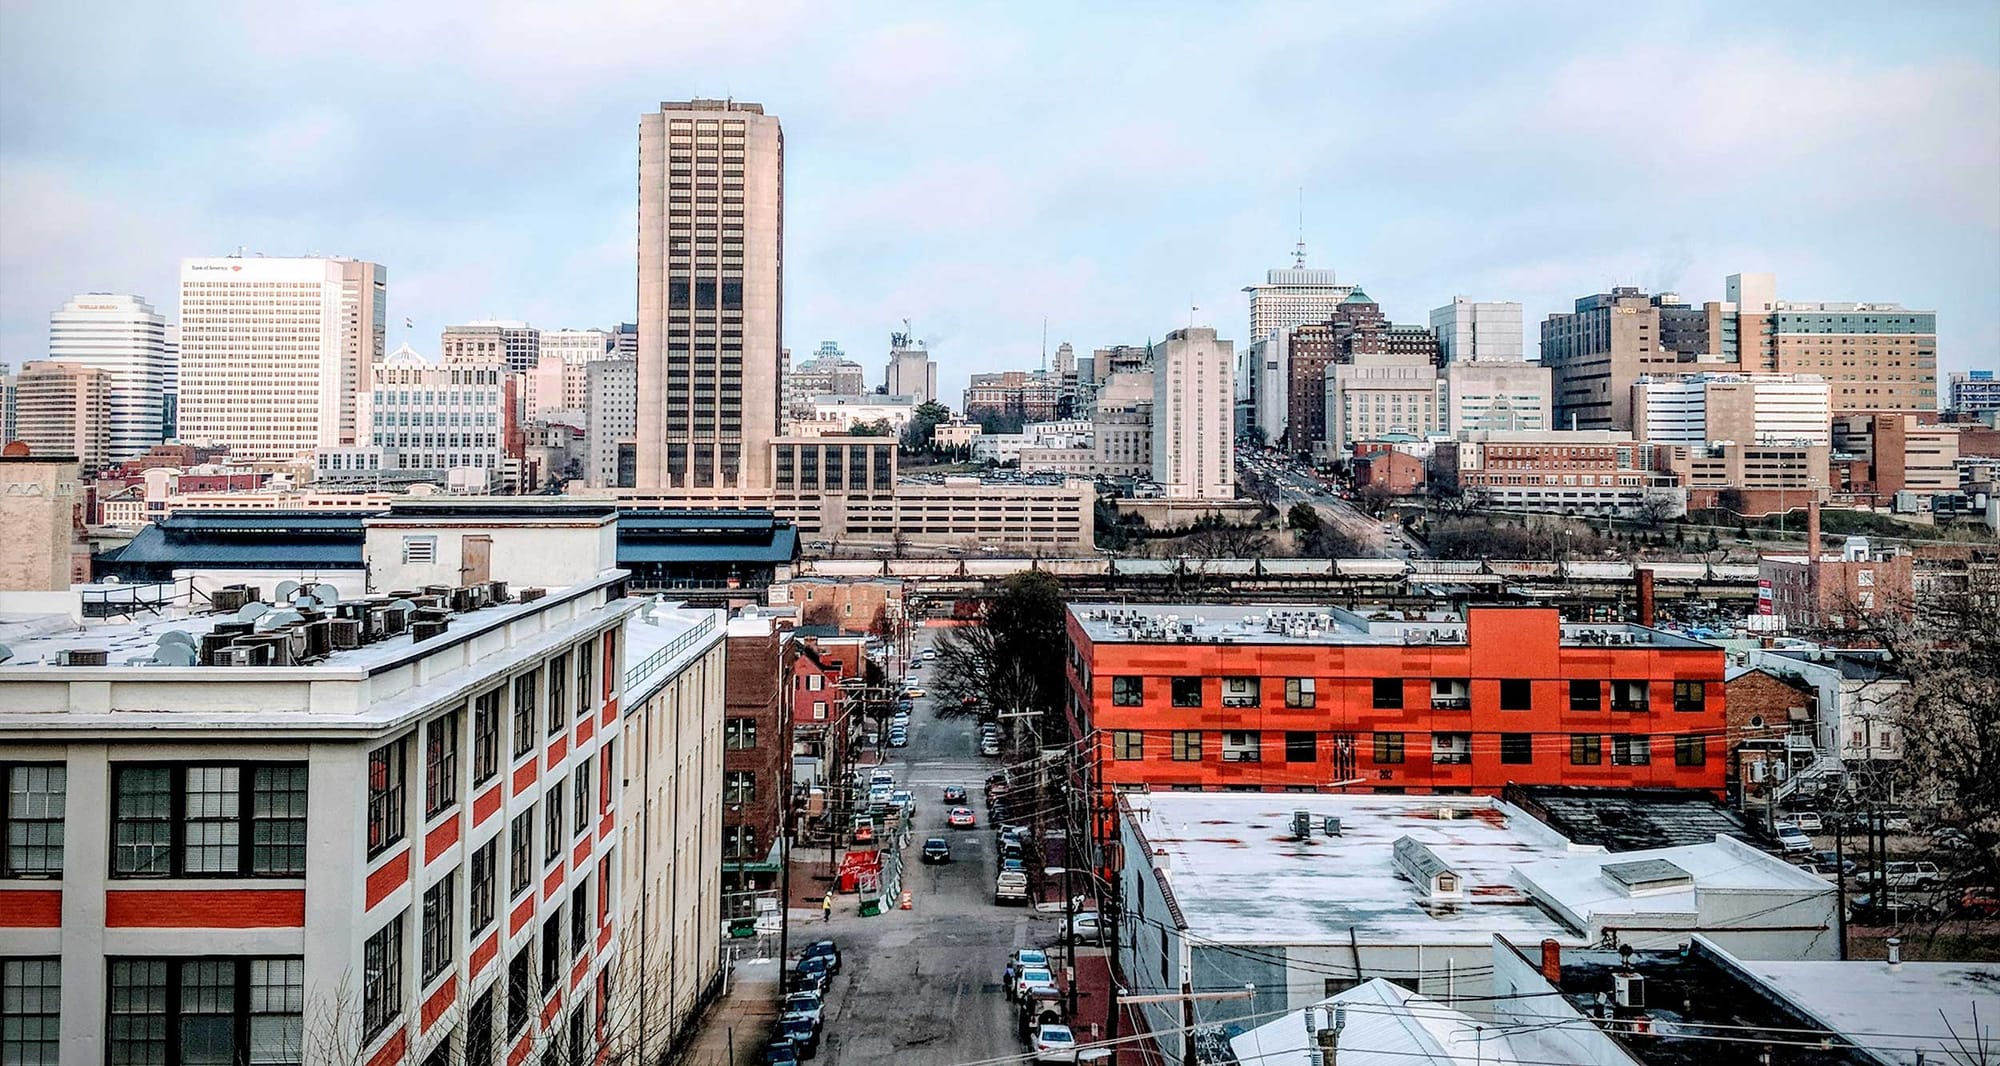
808;632;1072;1065
1247;452;1418;559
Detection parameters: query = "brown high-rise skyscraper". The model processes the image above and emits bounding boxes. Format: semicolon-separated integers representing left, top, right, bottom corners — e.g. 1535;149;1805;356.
636;100;783;492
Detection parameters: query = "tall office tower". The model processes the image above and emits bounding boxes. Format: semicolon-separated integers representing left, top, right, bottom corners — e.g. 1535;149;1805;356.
441;321;540;373
13;361;111;468
1240;331;1290;445
1741;279;1935;414
1632;373;1832;446
1053;341;1076;377
1539;287;1723;432
47;293;171;462
1244;267;1355;340
614;322;638;358
637;99;783;492
178;256;386;460
1152;327;1234;499
1324;351;1443;454
0;364;16;444
884;332;937;405
1429;298;1524;363
162;322;179;439
1950;370;1999;415
1285;289;1441;457
587;358;639;487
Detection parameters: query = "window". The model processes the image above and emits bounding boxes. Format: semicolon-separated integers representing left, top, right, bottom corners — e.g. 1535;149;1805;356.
425;712;459;818
363;914;406;1041
469;839;497;936
1221;732;1261;763
506;945;532;1036
422;1035;453;1066
107;957;304;1066
509;808;534;898
725;718;757;750
1372;733;1405;764
1673;681;1705;712
575;642;594;719
544;786;564;863
1568;680;1601;712
547;654;568;734
1431;679;1471;710
1113;731;1144;761
1111;677;1143;707
573;759;592;835
1674;736;1707;766
1221;677;1259;708
1499;679;1532;711
1284;678;1316;708
362;742;413;856
1432;733;1470;765
402;536;437;564
1;958;59;1066
1170;731;1203;762
1500;733;1534;764
725;771;755;805
422;872;455;983
472;690;500;786
1285;732;1316;763
511;672;538;759
566;1009;587;1066
1570;735;1603;765
111;764;308;878
1610;680;1649;711
465;987;495;1066
540;909;563;990
1372;679;1403;709
1171;677;1202;708
1613;735;1652;766
724;826;756;859
5;764;66;877
570;881;589;957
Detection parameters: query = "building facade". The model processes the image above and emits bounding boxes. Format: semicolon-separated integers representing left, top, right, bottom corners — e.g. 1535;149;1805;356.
784;341;866;416
442;322;541;375
12;362;111;471
1323;352;1441;455
0;571;633;1066
587;359;640;489
1244;267;1354;340
360;344;507;485
1445;431;1682;517
177;256;387;459
1429;298;1524;363
636;100;784;493
1948;369;1998;415
963;370;1061;424
1065;604;1728;800
883;336;936;406
1539;288;1720;432
1659;442;1830;514
1632;373;1831;446
720;614;792;907
1442;360;1551;436
1151;328;1233;499
48;293;172;463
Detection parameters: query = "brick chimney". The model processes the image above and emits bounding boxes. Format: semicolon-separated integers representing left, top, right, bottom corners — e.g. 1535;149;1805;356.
1636;568;1657;628
1541;938;1563;984
1806;497;1823;604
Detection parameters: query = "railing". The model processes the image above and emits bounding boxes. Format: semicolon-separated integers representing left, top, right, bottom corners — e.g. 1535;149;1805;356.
1221;696;1260;708
1611;699;1650;712
1430;696;1472;710
1432;752;1472;765
625;610;722;690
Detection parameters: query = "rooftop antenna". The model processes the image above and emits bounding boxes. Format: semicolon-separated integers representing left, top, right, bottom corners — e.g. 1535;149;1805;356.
1293;187;1308;269
1041;317;1048;373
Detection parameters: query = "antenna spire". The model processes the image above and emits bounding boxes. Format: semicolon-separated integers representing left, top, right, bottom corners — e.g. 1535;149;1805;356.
1293;187;1308;269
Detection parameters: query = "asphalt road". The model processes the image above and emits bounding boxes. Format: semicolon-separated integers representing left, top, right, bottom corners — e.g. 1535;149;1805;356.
1251;457;1418;559
811;633;1068;1066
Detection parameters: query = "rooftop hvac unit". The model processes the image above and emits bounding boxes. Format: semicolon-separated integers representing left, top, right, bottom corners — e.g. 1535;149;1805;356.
489;581;508;604
212;586;252;613
410;619;450;643
375;606;410;636
236;634;292;667
1613;971;1645;1009
57;648;108;667
302;619;332;660
423;584;453;600
1291;810;1312;840
200;632;237;664
1323;816;1342;837
218;643;272;667
330;618;364;650
519;587;546;603
450;586;478;613
213;621;255;638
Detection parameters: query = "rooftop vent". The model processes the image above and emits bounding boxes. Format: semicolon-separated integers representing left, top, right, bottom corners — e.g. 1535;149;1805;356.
410;618;450;643
519;587;547;603
1392;836;1468;902
58;648;108;667
1601;859;1693;897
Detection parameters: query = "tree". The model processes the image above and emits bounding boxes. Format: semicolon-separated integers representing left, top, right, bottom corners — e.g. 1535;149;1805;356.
1242;424;1267;448
1636;491;1679;530
902;400;950;453
1286;502;1323;535
932;571;1069;741
848;418;893;438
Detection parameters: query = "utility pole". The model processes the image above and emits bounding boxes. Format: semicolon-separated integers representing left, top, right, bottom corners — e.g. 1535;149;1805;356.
1114;984;1256;1066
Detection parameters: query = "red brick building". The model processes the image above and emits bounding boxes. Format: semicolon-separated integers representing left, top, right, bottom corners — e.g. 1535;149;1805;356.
1352;446;1427;495
1064;604;1726;801
722;617;795;906
1723;667;1819;800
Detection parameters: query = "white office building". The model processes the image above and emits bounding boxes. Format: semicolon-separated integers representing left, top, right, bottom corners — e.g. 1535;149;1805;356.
884;337;937;406
540;329;614;412
587;358;639;488
177;256;387;460
1443;360;1552;436
1240;330;1290;445
1429;297;1524;363
358;343;506;485
1324;351;1443;453
47;293;172;463
1632;373;1832;446
1243;267;1355;340
1152;327;1234;499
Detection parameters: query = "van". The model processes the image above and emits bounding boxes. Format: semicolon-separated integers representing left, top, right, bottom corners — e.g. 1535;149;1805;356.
995;870;1029;905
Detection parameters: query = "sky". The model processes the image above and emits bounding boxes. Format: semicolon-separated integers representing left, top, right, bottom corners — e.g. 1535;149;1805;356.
2;1;1997;406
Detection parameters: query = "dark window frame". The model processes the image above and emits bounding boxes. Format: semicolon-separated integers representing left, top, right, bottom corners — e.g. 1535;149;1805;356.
1499;679;1532;711
1110;676;1143;707
546;654;569;735
506;944;532;1036
465;986;496;1066
110;762;309;879
1169;731;1203;762
1675;736;1708;767
509;808;535;899
511;672;538;759
540;909;563;991
1170;677;1203;708
1285;732;1317;763
573;758;592;836
4;762;67;878
1672;680;1706;712
421;872;456;984
1113;731;1144;761
543;785;565;864
1;957;60;1065
106;956;304;1066
469;838;498;936
570;880;589;959
1372;679;1404;710
575;640;595;720
1568;679;1601;712
1612;734;1652;766
367;739;410;859
1284;678;1316;708
472;689;501;786
1569;734;1603;765
362;913;406;1042
1500;733;1535;765
425;711;460;819
1372;732;1405;764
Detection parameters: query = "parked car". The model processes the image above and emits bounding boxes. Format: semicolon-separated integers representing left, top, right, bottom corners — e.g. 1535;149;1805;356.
949;806;977;828
996;869;1030;905
1930;826;1973;851
1875;861;1944;890
775;1017;819;1059
1785;812;1824;832
870;768;896;786
904;687;928;699
853;823;875;845
923;837;952;863
1068;912;1107;943
1032;1024;1079;1063
1810;851;1857;878
1015;966;1058;1001
799;939;841;974
903;674;921;687
980;737;1002;757
794;954;835;991
764;1038;802;1065
1000;839;1025;862
1957;886;2000;917
922;648;938;661
1882;811;1914;833
784;969;828;996
781;991;825;1029
1776;825;1814;854
943;785;968;803
1004;948;1050;990
889;712;911;729
888;730;909;748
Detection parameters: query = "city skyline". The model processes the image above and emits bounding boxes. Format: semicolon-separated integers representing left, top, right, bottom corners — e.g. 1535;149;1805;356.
2;4;1996;408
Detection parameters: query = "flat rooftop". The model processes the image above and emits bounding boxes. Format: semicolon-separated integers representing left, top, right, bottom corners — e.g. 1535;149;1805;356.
1735;957;2000;1066
1125;793;1579;945
1072;603;1713;649
1503;785;1780;852
1514;836;1833;933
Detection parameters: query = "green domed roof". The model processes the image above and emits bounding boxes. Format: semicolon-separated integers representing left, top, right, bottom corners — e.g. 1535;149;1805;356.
1343;288;1375;305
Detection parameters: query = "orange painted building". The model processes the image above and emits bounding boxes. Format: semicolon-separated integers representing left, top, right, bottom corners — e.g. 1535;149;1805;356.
1064;604;1726;798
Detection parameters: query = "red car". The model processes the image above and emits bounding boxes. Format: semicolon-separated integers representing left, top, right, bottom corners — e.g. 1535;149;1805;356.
947;807;976;828
943;785;968;803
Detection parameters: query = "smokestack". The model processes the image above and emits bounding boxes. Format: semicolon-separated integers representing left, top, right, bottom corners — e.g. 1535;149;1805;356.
1806;497;1823;608
1541;938;1563;984
1636;568;1657;628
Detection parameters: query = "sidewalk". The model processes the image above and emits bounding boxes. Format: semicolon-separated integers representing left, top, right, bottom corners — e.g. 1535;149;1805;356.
1070;947;1157;1066
674;957;783;1066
